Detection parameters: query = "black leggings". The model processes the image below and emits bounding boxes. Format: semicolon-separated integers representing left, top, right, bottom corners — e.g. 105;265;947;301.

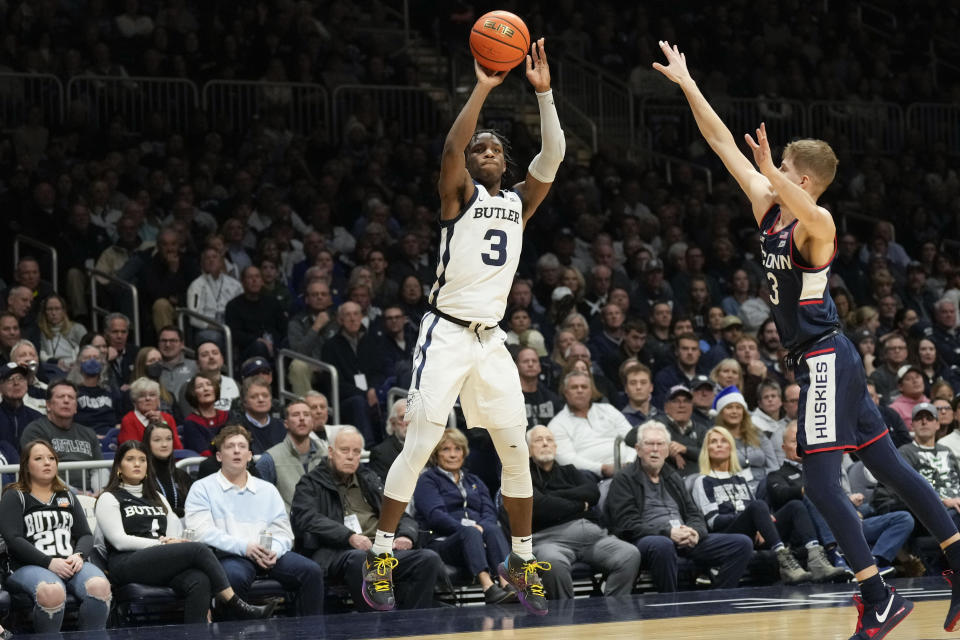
721;500;818;549
108;542;232;624
804;435;959;572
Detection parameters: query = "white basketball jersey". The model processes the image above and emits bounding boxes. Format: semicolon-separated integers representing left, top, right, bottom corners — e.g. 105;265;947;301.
428;182;524;325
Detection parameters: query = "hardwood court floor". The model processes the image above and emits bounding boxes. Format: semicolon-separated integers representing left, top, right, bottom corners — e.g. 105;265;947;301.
382;600;954;640
36;577;955;640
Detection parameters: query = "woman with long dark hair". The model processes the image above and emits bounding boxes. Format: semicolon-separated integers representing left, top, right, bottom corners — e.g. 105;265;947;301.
143;420;193;518
0;440;111;632
915;337;960;398
94;440;275;623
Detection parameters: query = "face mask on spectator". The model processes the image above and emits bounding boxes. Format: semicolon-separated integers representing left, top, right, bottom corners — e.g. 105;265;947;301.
146;362;163;380
81;359;103;376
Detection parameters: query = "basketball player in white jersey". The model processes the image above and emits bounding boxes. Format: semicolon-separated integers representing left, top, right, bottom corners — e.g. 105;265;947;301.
360;39;564;615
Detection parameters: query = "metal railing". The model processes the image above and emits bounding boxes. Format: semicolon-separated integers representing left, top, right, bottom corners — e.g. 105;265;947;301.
556;95;598;153
858;1;897;37
202;80;330;139
87;267;141;346
66;74;199;132
907;102;960;154
0;72;64;129
637;96;909;155
640;96;808;153
175;308;234;376
644;151;714;195
13;235;59;291
808;100;904;154
0;460;111;493
555;54;635;146
331;84;450;143
276;349;341;425
377;0;411;50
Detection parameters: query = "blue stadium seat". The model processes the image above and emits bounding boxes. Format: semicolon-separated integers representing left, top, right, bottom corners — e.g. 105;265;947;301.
101;427;120;455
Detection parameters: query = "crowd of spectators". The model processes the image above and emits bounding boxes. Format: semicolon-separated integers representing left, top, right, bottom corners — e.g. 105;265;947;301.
3;0;960;629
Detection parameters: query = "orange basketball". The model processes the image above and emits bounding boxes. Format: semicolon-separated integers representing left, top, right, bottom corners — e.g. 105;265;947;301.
469;10;530;72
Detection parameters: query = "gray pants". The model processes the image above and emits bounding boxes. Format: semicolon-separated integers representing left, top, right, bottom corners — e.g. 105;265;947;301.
534;518;641;599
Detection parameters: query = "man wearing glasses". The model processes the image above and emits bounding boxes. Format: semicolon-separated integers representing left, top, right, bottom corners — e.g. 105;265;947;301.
605;420;753;592
363;306;417;391
156;325;197;397
868;335;909;405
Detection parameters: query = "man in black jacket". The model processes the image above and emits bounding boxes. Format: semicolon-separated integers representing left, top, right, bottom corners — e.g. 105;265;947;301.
224;265;287;362
528;426;640;599
321;301;378;444
290;427;443;610
605;420;753;592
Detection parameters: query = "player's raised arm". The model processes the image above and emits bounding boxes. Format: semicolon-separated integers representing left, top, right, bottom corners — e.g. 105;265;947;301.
652;40;774;224
438;62;506;220
515;38;565;224
745;123;836;241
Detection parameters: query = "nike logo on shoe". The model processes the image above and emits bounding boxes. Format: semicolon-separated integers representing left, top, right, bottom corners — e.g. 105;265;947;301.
875;594;895;624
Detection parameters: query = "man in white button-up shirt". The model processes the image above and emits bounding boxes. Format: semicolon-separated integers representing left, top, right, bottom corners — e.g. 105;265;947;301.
186;247;243;345
547;370;635;480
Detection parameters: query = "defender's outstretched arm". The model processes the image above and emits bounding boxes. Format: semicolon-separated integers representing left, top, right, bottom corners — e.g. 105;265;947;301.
653;40;774;224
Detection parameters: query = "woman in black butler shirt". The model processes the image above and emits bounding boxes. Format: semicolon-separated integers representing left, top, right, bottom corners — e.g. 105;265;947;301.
94;440;275;623
0;439;112;632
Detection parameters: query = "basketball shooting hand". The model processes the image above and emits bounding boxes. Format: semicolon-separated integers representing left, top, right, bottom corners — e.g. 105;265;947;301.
652;40;692;85
745;122;776;174
474;60;507;88
525;38;551;92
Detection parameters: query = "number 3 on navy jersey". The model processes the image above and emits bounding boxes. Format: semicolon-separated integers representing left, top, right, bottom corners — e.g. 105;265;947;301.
481;229;507;266
767;273;780;305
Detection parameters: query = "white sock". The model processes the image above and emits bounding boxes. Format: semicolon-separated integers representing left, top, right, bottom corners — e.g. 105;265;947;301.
512;535;534;560
372;529;395;556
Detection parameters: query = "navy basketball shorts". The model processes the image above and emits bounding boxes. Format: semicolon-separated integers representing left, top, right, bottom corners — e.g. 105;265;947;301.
794;334;888;455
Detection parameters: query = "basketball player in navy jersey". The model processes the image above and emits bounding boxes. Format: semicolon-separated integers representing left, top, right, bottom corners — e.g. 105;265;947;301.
361;39;564;615
654;41;960;639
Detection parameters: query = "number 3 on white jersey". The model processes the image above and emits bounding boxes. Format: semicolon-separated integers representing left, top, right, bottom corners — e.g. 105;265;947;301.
767;273;780;305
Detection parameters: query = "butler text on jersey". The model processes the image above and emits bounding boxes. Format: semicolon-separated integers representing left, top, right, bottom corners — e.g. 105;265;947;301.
473;205;521;224
24;509;73;537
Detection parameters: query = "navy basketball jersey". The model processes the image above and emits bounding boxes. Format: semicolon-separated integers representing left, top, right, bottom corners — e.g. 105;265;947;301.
759;206;839;350
428;181;524;325
18;490;78;558
112;489;167;548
